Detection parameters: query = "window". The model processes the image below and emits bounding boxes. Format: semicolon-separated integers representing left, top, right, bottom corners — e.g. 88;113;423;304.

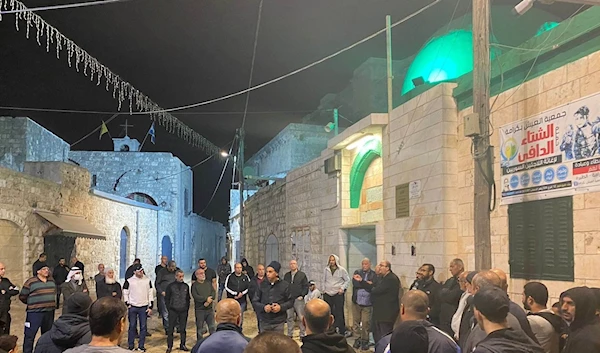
508;196;574;281
291;228;311;271
126;192;158;206
184;189;190;215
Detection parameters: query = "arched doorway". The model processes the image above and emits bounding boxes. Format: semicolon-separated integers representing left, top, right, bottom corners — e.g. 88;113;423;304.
265;234;279;266
162;236;172;261
0;220;24;285
119;228;129;279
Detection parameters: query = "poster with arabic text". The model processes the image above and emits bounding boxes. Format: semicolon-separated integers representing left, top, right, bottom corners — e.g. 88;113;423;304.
500;91;600;204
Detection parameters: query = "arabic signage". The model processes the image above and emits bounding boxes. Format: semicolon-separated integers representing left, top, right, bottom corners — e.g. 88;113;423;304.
500;92;600;204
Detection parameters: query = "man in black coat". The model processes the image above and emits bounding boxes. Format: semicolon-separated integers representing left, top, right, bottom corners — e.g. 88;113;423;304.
439;258;464;336
283;259;309;338
0;262;20;334
165;270;190;353
252;261;294;334
560;286;600;353
410;263;442;326
33;253;47;277
157;261;180;334
364;260;400;343
53;258;69;310
224;263;251;330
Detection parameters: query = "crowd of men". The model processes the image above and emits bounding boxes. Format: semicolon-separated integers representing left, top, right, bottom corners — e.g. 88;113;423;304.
1;253;600;353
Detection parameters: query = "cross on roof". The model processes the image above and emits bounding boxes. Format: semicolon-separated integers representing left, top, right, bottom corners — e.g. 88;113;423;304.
120;119;134;137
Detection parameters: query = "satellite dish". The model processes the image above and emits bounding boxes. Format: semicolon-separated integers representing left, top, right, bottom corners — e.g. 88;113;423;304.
243;166;256;177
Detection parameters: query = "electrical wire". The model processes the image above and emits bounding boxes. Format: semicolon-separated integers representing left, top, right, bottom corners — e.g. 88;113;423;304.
70;113;119;147
0;106;316;116
0;0;134;14
199;137;237;215
241;0;263;130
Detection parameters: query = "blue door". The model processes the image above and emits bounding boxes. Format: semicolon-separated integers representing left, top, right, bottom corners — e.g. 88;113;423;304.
119;228;128;279
162;236;172;261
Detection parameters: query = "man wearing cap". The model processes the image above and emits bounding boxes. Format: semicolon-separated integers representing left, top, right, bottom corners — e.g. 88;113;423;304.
305;281;322;303
123;264;153;351
34;293;93;353
472;287;543;353
252;261;294;334
20;262;57;353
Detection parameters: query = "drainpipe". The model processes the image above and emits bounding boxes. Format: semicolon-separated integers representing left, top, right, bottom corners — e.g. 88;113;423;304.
156;210;160;262
135;210;139;258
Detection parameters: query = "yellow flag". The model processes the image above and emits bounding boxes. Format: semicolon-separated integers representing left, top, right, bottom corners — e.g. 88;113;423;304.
99;121;109;140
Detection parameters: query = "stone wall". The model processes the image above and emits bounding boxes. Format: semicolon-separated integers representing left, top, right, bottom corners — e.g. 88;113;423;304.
457;51;600;303
190;214;226;269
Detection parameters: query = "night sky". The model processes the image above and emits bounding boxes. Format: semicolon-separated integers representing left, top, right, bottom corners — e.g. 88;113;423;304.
0;0;577;224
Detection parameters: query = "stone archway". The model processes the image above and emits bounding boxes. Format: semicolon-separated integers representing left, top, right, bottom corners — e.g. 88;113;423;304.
0;209;31;285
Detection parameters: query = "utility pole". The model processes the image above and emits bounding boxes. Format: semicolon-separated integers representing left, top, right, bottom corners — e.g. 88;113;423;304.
472;0;492;271
238;128;245;260
386;15;393;116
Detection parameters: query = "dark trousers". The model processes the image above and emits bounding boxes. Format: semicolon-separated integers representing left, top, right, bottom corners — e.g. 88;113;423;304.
195;309;215;340
373;321;394;344
23;311;54;353
324;293;346;334
55;285;62;308
0;311;11;335
167;309;188;349
260;322;284;334
128;306;148;349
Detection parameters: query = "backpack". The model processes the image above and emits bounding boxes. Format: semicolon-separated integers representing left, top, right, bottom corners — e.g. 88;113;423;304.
528;312;567;351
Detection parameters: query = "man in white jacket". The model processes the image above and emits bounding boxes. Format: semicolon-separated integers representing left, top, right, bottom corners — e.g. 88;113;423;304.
123;264;153;351
322;254;350;337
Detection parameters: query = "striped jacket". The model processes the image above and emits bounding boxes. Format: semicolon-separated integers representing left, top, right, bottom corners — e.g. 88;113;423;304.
19;276;56;312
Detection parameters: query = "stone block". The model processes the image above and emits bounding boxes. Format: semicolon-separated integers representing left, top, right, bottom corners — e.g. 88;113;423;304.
545;80;581;108
567;57;589;82
580;70;600;97
542;65;568;92
573;208;600;232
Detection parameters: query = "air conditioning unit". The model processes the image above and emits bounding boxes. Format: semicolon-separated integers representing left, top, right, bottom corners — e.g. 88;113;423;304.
324;154;341;174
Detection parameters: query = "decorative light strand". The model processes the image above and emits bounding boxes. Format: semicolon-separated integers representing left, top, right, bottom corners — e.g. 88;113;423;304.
0;0;220;155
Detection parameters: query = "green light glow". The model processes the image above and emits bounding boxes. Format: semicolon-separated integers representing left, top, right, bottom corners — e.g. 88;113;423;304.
349;138;382;209
535;22;559;36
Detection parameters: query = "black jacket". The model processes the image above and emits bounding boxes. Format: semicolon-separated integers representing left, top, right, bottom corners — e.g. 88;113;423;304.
561;287;600;353
165;281;190;312
458;296;474;350
474;328;543;353
33;314;91;353
241;258;255;279
96;280;122;299
351;269;376;305
301;329;355;353
192;323;251;353
0;277;19;312
365;271;400;322
439;275;463;335
53;265;69;285
225;273;251;304
248;275;266;302
156;267;179;293
252;279;294;324
125;264;138;280
410;278;442;325
283;270;309;299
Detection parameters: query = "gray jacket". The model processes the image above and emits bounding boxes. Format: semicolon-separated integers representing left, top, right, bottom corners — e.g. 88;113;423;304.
322;254;350;296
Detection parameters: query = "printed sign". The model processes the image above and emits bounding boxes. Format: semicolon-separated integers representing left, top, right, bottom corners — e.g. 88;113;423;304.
500;91;600;204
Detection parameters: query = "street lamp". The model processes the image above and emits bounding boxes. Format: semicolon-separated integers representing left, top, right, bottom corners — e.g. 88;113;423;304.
220;151;229;158
514;0;600;15
324;108;339;135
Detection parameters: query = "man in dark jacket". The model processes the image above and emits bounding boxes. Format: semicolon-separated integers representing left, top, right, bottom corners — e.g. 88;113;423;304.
224;263;251;330
34;293;93;353
252;261;294;334
191;268;216;340
248;264;266;332
560;286;600;353
364;260;400;344
165;270;190;353
351;258;376;350
33;253;47;277
157;261;179;333
410;263;442;326
300;298;354;353
439;258;464;336
215;257;231;301
241;258;254;279
53;259;69;310
283;259;309;338
96;269;122;300
0;262;19;335
195;299;250;353
472;287;543;353
125;259;141;281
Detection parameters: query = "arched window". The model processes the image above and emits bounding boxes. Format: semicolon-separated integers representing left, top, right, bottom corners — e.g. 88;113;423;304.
119;227;129;279
265;234;279;265
126;192;157;206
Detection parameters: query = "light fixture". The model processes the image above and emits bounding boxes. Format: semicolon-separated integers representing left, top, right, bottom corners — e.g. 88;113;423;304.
324;108;339;135
324;122;336;133
220;151;229;158
346;134;378;150
513;0;534;15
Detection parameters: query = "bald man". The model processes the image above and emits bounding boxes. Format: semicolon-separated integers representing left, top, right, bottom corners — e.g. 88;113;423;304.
195;299;250;353
0;262;19;334
300;299;353;353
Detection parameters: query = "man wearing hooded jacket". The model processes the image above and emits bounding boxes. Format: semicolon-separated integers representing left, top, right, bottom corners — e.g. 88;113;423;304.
322;254;350;337
560;286;600;353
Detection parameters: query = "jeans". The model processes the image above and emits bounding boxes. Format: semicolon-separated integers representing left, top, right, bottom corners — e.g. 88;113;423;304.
157;293;167;319
324;293;346;334
194;309;215;340
286;298;306;337
23;311;54;353
128;306;148;349
55;285;62;308
218;283;225;301
167;309;188;348
352;304;372;341
260;321;284;334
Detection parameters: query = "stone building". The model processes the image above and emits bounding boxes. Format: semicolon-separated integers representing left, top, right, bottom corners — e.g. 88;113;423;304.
0;117;226;285
242;4;600;316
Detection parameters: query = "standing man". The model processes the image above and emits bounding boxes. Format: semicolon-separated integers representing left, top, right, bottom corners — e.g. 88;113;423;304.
193;259;217;292
125;259;141;281
53;258;69;309
283;259;308;339
94;264;105;287
224;263;250;330
155;256;168;277
322;254;350;337
365;260;400;344
32;253;47;277
523;282;562;353
71;258;84;277
191;268;216;340
157;261;179;334
410;263;442;326
440;258;464;336
20;262;57;353
96;268;122;299
0;262;19;334
559;286;600;353
216;257;231;301
351;258;376;350
155;256;168;320
60;267;89;309
252;261;294;333
305;281;322;303
248;264;266;332
195;299;250;353
123;264;153;351
165;270;190;353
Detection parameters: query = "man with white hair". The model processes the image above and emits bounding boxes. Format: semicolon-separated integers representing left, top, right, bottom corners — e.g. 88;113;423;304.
61;267;89;312
351;258;376;350
96;268;122;299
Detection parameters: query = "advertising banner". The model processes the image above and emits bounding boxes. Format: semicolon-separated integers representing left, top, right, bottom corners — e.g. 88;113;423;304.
500;92;600;204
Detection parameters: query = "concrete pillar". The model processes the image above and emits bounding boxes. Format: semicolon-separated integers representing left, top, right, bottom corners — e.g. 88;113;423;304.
376;221;385;263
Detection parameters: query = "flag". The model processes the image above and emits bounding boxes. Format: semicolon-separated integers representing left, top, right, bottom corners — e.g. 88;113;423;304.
99;121;109;140
148;122;156;144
